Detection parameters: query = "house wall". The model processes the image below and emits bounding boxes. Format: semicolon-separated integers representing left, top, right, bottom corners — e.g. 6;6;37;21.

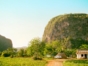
77;54;81;59
77;54;88;59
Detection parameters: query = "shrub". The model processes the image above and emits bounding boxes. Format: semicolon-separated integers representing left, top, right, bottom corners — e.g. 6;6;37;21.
33;55;42;60
0;52;2;56
1;51;10;57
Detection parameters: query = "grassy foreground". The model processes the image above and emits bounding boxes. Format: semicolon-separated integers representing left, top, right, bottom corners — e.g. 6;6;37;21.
0;57;47;66
63;59;88;66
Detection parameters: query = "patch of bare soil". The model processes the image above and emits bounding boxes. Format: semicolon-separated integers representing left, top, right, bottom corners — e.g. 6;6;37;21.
47;59;65;66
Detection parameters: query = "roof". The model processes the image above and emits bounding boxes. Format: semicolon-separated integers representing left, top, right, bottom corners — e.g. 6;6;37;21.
56;53;65;55
76;50;88;54
55;53;67;58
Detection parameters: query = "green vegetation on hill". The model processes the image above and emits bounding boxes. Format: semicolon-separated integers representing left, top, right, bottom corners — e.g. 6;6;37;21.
0;35;13;52
43;13;88;49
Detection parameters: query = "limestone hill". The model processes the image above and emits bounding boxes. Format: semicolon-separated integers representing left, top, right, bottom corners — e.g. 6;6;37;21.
43;13;88;48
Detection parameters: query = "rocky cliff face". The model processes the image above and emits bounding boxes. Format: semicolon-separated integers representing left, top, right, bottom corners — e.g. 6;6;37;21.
43;14;88;48
0;35;13;51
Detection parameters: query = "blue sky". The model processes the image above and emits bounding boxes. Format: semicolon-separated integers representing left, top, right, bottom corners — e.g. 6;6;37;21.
0;0;88;47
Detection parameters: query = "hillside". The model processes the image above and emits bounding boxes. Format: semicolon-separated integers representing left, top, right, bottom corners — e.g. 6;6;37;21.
0;35;13;51
43;13;88;48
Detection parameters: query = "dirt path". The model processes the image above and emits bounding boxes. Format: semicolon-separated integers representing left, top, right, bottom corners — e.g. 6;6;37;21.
47;59;65;66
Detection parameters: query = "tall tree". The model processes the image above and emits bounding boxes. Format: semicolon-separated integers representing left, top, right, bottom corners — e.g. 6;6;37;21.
44;40;62;56
27;38;45;57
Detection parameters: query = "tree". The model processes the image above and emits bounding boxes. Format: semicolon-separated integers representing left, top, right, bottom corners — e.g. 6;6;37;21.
64;49;76;57
61;37;71;50
1;48;17;57
1;51;10;57
44;40;62;56
44;43;53;56
26;47;32;56
52;40;62;54
17;48;25;57
80;44;88;49
27;38;45;59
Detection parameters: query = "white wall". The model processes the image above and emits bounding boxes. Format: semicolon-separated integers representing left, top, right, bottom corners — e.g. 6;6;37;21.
77;54;81;59
77;54;88;59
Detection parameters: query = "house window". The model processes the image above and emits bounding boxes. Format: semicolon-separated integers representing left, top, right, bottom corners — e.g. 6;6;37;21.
85;54;87;59
81;54;83;57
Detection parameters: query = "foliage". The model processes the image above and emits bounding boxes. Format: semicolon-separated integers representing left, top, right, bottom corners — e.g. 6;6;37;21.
17;49;26;57
27;38;45;59
70;39;88;49
33;55;42;60
79;44;88;49
52;40;62;53
44;40;62;56
44;43;53;56
1;51;10;57
26;47;32;56
0;57;47;66
63;49;76;57
1;48;17;57
61;37;71;50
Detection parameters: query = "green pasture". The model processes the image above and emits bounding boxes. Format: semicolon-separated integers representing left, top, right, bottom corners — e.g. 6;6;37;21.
64;59;88;66
0;57;47;66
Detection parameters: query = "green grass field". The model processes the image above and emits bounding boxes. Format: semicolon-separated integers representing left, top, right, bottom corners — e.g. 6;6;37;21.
63;59;88;66
0;57;47;66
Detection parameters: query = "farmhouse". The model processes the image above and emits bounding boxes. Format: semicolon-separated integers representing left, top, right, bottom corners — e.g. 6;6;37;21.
76;50;88;59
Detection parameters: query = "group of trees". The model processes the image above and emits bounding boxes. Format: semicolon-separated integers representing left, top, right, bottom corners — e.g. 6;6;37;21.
0;37;88;60
26;38;88;58
0;48;27;57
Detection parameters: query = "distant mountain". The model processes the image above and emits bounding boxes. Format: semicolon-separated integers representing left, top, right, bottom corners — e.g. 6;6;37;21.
16;46;27;51
43;13;88;48
0;35;13;51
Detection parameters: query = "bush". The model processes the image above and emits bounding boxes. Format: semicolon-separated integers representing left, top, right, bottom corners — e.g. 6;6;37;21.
0;52;2;56
64;49;76;58
33;56;42;60
1;51;11;57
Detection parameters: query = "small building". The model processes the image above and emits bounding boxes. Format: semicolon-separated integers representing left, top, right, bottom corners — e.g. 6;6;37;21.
76;50;88;59
54;53;67;59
